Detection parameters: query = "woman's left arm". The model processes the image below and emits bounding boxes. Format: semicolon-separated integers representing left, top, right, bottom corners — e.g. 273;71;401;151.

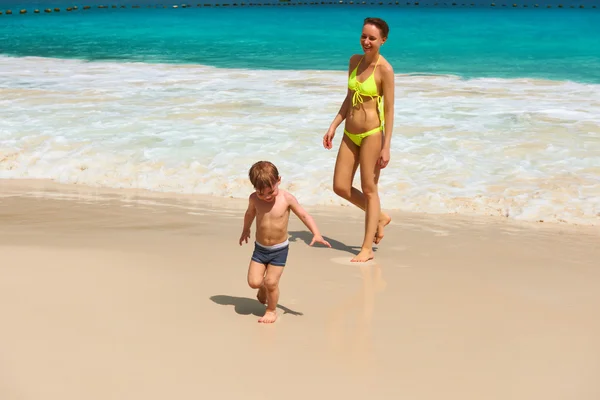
379;64;395;169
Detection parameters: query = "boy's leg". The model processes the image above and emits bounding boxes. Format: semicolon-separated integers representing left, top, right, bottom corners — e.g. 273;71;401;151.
258;264;285;323
247;260;267;304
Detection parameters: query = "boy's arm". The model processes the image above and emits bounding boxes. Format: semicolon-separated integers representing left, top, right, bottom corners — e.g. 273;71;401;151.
285;192;331;248
239;194;257;245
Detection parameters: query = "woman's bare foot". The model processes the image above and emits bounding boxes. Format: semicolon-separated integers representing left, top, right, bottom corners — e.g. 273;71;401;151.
256;286;267;305
351;248;374;263
258;310;278;323
374;213;392;244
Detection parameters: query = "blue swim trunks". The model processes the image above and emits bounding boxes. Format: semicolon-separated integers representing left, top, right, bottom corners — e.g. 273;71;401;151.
251;240;289;267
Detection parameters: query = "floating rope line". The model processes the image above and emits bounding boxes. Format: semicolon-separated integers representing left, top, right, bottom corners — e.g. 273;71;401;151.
0;2;596;15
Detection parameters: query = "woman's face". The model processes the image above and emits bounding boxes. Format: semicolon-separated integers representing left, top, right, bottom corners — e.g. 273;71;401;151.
360;24;385;55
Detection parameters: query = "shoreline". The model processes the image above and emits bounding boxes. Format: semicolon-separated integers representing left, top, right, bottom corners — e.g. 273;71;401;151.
2;178;599;234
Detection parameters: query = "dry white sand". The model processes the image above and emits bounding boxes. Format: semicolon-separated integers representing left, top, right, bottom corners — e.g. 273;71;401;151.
1;179;599;400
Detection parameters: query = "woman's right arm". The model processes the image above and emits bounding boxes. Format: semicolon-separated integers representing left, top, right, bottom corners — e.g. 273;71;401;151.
327;89;351;134
327;55;359;132
324;55;359;149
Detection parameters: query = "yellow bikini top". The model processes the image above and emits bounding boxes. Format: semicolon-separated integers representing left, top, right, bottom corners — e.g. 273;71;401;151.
348;55;381;107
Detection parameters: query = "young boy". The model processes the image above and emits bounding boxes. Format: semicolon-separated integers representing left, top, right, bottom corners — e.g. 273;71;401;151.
239;161;331;323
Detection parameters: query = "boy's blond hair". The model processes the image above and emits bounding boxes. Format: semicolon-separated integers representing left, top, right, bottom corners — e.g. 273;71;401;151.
248;161;280;192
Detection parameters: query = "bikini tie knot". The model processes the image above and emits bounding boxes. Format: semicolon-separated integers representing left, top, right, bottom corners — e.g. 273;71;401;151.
352;85;364;107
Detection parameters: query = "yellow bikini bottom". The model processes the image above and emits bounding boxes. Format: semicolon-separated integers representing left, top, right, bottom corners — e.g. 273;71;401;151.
344;127;382;147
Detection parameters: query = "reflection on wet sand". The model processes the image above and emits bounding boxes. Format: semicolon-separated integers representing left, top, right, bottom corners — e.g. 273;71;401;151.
326;263;387;379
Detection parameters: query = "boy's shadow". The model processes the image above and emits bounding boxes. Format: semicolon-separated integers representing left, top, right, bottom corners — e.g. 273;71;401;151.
210;295;303;317
288;230;377;256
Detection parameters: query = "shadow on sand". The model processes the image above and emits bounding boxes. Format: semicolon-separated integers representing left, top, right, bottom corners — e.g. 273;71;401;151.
288;230;377;256
210;295;304;317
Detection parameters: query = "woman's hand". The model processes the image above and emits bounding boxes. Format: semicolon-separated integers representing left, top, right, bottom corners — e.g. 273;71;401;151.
379;146;390;169
323;128;336;150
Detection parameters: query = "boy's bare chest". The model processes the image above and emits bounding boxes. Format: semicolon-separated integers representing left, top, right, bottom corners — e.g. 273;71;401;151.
256;201;289;221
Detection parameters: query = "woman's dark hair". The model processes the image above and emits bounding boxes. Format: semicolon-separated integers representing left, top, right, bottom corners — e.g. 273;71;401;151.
364;17;389;39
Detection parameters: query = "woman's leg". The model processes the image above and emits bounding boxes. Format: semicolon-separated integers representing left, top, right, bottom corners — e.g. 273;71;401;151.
352;132;384;262
332;133;360;202
333;134;391;245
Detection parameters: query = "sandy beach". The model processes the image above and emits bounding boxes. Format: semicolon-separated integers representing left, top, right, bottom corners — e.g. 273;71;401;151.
1;179;599;400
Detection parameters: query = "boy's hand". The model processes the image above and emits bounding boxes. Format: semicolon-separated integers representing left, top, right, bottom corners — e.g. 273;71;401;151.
239;229;251;246
309;235;332;248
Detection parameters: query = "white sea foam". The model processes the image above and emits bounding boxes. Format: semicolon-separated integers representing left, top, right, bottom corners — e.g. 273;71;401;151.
1;56;599;225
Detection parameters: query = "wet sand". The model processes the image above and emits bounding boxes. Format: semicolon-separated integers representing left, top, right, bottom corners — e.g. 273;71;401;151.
1;179;599;400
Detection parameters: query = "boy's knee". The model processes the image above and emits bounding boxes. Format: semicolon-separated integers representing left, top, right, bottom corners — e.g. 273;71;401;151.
248;276;263;289
264;276;279;290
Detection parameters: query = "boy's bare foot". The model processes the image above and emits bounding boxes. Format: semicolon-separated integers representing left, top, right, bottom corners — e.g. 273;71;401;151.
374;213;392;244
256;286;267;305
351;249;374;263
258;310;278;323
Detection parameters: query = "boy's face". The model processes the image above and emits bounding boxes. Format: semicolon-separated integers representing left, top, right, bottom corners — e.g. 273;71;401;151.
255;179;280;202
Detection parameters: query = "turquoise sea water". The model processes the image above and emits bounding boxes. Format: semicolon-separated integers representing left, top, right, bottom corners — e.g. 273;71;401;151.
1;5;600;82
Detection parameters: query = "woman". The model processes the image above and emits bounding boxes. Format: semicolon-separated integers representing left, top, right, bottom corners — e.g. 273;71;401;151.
323;17;394;263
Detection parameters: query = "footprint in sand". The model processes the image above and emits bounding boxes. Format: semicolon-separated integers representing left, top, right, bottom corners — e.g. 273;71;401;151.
330;257;378;266
330;257;412;268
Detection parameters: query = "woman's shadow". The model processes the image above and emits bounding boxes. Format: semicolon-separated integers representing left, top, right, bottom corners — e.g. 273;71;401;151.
288;230;377;256
210;295;303;317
